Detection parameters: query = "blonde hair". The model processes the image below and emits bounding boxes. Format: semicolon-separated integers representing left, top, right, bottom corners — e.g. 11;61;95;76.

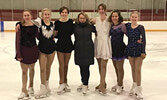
21;10;32;24
76;12;90;24
130;11;140;17
41;8;52;20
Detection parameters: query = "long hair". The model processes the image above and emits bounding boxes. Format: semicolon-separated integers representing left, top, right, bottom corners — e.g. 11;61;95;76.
98;3;107;11
76;12;90;24
108;9;123;26
21;10;32;25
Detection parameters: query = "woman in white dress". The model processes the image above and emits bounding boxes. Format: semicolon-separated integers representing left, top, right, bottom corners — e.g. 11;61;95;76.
91;3;112;94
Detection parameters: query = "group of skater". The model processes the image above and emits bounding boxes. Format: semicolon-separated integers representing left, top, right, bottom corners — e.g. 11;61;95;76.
15;3;146;100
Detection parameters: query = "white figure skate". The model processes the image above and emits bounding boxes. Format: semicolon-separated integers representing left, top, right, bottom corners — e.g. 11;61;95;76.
65;83;71;92
57;83;66;95
46;81;51;95
35;84;48;99
129;82;137;96
82;85;88;95
18;92;30;100
77;84;83;92
134;86;143;100
116;86;124;94
28;87;34;96
111;84;117;92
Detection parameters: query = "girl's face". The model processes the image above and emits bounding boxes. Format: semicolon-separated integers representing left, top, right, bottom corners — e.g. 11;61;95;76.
60;9;68;18
98;6;106;15
23;11;32;22
42;11;51;21
79;14;86;23
111;12;119;24
130;13;139;24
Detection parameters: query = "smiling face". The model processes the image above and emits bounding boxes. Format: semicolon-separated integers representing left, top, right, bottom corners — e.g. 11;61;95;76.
98;6;106;15
111;12;119;25
42;10;51;21
23;11;32;22
60;9;68;19
78;14;86;23
130;13;139;24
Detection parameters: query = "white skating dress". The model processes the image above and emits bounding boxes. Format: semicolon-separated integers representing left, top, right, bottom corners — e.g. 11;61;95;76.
94;17;112;59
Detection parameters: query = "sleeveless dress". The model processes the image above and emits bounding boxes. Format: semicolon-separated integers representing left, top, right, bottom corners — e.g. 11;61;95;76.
94;17;112;60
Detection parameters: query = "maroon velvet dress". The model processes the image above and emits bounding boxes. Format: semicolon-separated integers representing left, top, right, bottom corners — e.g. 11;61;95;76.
15;25;39;64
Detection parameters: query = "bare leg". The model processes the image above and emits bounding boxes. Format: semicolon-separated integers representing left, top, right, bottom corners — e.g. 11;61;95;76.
39;52;47;85
46;52;55;81
128;57;136;83
96;58;101;75
117;60;124;86
64;53;71;83
20;63;28;94
112;60;119;83
57;52;65;84
28;63;35;88
135;57;143;86
99;59;108;94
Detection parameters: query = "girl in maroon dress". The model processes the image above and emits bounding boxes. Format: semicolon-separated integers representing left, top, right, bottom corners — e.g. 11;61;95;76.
15;10;39;100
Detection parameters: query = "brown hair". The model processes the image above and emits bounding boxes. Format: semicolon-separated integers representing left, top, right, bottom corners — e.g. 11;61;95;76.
59;6;69;14
21;10;32;24
98;3;107;11
108;9;123;25
76;12;90;24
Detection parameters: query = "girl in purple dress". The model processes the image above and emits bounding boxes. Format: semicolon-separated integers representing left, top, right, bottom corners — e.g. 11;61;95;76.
108;9;127;94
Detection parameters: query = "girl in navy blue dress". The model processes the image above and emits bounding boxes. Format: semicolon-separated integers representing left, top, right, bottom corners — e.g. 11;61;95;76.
33;8;56;98
54;6;74;94
15;10;39;100
126;11;146;100
108;9;127;94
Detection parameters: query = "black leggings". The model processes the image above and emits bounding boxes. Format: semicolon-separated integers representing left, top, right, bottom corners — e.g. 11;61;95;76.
79;65;90;85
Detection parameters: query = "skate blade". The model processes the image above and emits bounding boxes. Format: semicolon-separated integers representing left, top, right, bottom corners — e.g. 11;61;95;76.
83;93;86;96
98;90;107;96
129;92;134;96
57;90;65;95
135;93;143;100
77;88;82;92
18;97;30;100
111;88;116;92
65;88;71;92
35;94;48;99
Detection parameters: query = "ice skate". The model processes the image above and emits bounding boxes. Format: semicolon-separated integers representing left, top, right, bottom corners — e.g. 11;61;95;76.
82;85;88;95
65;83;71;92
77;84;83;92
95;83;106;92
129;82;137;96
95;84;100;91
18;92;30;100
98;84;107;95
116;86;123;94
28;87;34;96
57;83;66;95
111;84;117;92
134;86;143;100
46;81;51;95
35;84;49;99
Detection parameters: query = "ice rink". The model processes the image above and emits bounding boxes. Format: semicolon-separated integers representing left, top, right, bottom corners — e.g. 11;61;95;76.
0;32;167;100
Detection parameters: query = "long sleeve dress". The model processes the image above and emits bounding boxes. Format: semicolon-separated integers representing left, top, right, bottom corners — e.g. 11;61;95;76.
74;22;96;66
125;23;146;57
